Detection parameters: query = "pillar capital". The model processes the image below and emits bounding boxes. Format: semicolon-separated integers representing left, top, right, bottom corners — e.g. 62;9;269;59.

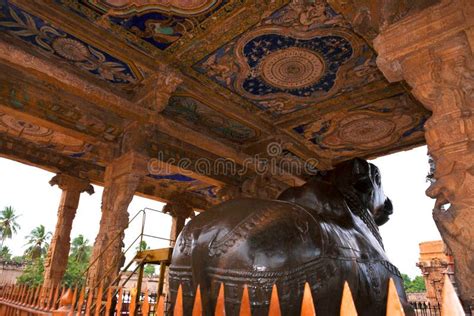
165;200;194;249
163;201;194;220
374;0;473;82
49;173;94;195
105;151;149;181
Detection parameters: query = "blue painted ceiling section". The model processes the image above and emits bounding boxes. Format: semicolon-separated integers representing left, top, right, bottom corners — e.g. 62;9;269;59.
0;0;140;84
242;34;352;97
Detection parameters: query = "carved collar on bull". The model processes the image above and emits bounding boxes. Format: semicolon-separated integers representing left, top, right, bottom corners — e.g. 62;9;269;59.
341;189;385;249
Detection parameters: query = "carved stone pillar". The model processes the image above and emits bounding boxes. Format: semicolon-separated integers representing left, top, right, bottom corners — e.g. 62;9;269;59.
374;0;474;308
43;174;93;289
86;152;148;287
161;201;194;300
163;202;194;247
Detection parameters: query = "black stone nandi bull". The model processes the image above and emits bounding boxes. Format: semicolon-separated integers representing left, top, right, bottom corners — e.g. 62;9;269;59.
169;159;413;315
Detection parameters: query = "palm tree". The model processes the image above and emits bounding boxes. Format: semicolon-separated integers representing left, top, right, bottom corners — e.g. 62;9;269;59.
0;206;21;248
25;225;51;259
0;246;12;261
70;235;91;262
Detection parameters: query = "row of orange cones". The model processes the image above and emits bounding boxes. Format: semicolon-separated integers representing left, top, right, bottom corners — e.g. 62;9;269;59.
171;276;465;316
0;274;465;315
0;282;155;316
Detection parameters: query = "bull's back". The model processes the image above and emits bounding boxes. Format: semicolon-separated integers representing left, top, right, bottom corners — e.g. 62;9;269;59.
169;199;328;315
168;198;401;315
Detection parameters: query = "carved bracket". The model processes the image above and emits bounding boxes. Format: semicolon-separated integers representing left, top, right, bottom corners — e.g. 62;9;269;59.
134;66;183;112
49;173;94;195
163;199;195;220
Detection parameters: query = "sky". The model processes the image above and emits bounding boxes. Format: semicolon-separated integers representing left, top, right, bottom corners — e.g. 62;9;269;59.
0;145;441;278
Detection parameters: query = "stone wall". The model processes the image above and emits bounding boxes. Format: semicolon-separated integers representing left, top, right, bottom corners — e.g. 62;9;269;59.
0;262;24;284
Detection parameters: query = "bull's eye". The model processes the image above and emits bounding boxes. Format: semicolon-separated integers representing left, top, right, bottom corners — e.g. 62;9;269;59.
375;173;381;186
354;178;373;193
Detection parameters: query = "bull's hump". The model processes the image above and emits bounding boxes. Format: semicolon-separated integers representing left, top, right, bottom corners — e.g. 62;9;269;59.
204;200;322;266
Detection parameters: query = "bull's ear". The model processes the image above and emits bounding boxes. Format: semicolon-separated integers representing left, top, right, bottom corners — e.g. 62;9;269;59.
352;158;369;177
351;158;372;192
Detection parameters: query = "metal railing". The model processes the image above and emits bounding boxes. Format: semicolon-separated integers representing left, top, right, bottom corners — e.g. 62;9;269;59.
82;207;173;289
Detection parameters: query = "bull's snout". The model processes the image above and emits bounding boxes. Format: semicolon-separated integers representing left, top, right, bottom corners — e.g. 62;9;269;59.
374;198;393;226
384;198;393;215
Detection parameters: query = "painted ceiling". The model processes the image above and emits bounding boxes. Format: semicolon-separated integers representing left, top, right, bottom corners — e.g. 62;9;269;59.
0;2;142;88
193;2;383;117
56;0;228;51
0;0;431;208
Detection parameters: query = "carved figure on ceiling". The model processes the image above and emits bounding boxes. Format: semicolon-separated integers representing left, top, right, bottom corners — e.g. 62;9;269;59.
130;17;187;43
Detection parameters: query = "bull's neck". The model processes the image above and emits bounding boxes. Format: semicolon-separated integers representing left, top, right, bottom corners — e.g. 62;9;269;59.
341;190;385;250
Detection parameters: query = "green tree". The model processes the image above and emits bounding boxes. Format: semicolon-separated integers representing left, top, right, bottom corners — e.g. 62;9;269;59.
62;257;89;287
136;240;150;252
402;273;411;286
0;206;21;248
144;264;155;277
0;246;12;261
63;235;92;287
70;235;91;262
24;225;51;259
409;276;427;292
17;257;44;286
401;273;427;293
17;234;92;287
136;240;155;277
11;255;25;265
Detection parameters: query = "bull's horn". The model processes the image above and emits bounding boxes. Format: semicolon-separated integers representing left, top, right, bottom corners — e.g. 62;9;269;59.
352;158;368;176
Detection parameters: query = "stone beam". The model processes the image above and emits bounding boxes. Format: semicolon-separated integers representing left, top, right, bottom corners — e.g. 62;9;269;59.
43;174;94;289
151;115;305;186
274;81;406;128
0;60;125;147
374;0;474;309
0;36;148;122
217;173;289;202
0;131;104;179
0;38;304;187
12;0;163;70
136;177;213;211
0;133;212;210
